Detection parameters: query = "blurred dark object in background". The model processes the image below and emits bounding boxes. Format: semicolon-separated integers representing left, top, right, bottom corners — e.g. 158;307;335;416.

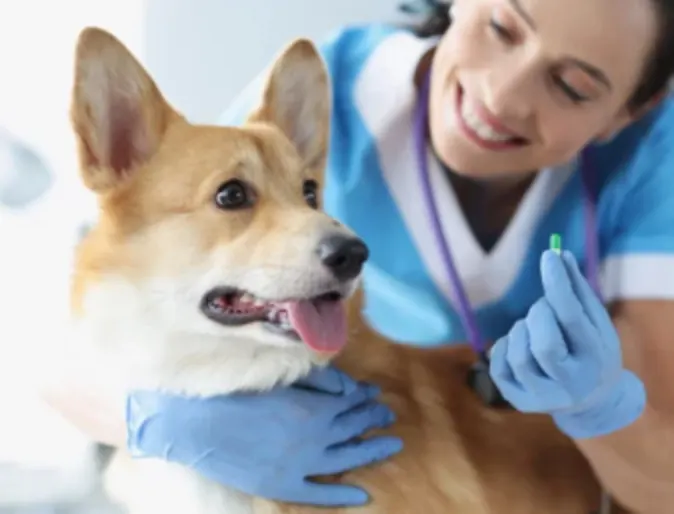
0;127;53;209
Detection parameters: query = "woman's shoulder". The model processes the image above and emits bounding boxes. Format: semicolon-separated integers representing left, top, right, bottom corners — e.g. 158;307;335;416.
319;23;402;59
320;23;436;194
592;96;674;242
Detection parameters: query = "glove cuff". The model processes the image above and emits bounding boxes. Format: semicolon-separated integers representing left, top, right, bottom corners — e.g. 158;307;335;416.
552;370;647;439
125;393;148;458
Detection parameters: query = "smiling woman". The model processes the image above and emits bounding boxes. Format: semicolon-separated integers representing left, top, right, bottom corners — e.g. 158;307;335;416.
428;0;664;178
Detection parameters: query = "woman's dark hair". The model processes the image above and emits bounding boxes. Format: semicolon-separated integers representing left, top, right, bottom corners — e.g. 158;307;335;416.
400;0;674;110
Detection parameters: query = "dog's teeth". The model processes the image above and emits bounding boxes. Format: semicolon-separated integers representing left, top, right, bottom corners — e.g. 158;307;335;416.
209;297;226;311
240;293;254;304
279;313;292;331
253;298;266;307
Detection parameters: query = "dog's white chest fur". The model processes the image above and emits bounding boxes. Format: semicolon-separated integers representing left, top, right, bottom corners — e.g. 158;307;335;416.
105;455;254;514
72;279;318;514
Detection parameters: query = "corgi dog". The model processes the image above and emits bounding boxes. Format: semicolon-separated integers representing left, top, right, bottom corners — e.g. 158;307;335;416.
68;27;618;514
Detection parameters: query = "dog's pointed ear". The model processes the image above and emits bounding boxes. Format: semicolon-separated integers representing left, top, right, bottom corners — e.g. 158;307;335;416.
70;27;176;193
249;39;331;171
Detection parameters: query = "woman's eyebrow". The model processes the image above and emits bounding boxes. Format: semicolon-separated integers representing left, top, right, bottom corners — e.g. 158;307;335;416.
508;0;536;29
508;0;612;90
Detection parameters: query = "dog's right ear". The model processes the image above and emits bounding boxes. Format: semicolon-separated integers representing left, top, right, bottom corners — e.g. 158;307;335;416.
248;39;331;173
70;27;176;193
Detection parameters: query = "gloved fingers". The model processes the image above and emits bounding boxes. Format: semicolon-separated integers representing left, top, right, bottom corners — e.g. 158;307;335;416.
295;365;363;395
505;319;547;387
560;250;614;338
489;335;515;384
489;335;527;407
525;298;571;381
315;435;403;476
329;401;395;444
297;481;370;507
540;250;599;357
498;316;574;410
503;320;561;408
331;382;383;416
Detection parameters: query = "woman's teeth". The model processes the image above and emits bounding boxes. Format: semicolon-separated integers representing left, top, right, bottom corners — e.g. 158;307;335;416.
460;95;517;143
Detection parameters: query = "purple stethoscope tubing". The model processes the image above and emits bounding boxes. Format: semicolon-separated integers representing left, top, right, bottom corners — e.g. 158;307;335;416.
413;70;602;358
414;69;611;514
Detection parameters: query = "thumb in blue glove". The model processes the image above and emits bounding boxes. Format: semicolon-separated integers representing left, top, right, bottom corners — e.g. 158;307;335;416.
126;365;403;506
489;249;646;439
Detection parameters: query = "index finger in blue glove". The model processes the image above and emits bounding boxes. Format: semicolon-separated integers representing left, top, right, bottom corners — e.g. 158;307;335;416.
560;250;613;334
295;365;364;396
525;298;570;380
298;481;370;507
315;435;404;476
540;250;600;358
330;401;396;444
331;382;385;417
489;335;525;401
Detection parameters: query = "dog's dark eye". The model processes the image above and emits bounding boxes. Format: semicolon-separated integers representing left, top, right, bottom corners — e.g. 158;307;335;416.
215;179;254;210
303;179;319;209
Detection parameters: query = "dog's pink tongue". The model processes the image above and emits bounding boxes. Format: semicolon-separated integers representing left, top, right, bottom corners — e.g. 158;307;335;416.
284;300;347;354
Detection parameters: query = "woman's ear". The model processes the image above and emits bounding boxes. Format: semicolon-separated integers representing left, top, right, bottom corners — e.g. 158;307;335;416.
596;90;669;143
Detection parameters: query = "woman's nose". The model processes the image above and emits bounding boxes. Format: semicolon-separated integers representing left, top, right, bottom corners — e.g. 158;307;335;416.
482;67;533;122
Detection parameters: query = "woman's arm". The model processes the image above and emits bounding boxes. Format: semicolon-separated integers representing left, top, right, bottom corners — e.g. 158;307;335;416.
39;375;126;448
576;299;674;513
489;251;672;514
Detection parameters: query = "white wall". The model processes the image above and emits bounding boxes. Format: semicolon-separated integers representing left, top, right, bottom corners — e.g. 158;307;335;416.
0;0;147;505
143;0;405;123
0;0;146;184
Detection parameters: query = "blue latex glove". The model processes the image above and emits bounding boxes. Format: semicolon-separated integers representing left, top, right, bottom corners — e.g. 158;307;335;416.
126;366;403;506
490;250;646;439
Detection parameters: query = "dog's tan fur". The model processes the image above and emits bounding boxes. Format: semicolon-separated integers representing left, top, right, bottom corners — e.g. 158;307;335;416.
68;27;621;514
254;292;606;514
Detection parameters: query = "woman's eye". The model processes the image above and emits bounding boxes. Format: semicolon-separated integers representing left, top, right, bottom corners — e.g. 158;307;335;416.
552;76;590;103
489;18;515;43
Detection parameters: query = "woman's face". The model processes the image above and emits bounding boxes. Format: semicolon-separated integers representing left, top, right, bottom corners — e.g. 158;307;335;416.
429;0;659;178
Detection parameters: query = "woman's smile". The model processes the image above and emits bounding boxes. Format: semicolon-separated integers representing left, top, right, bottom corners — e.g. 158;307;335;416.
452;82;529;150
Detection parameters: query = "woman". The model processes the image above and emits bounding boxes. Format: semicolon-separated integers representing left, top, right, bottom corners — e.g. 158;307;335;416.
46;0;674;511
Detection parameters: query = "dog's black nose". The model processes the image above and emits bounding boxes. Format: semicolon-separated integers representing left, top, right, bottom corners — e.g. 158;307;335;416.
317;235;369;281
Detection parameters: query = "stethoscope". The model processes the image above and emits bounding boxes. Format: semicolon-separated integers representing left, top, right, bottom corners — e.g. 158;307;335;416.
413;70;612;514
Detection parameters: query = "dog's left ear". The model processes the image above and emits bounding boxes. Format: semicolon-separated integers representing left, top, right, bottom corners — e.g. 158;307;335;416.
70;27;178;193
249;39;331;171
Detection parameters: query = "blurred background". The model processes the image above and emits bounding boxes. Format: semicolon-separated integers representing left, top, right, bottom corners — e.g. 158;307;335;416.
0;1;404;512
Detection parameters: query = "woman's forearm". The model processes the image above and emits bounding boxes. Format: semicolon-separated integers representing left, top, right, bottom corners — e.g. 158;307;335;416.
576;404;674;514
39;378;125;448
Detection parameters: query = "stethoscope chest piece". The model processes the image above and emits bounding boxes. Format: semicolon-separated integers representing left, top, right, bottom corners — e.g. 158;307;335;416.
466;357;513;409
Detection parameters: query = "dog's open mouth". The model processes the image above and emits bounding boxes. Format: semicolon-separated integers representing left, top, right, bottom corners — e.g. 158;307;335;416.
201;288;348;353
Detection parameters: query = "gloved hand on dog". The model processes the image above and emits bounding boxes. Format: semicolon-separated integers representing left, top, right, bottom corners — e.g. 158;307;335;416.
126;366;403;506
489;250;646;439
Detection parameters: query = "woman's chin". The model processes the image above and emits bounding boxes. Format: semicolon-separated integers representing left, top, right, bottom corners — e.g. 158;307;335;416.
433;136;537;182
